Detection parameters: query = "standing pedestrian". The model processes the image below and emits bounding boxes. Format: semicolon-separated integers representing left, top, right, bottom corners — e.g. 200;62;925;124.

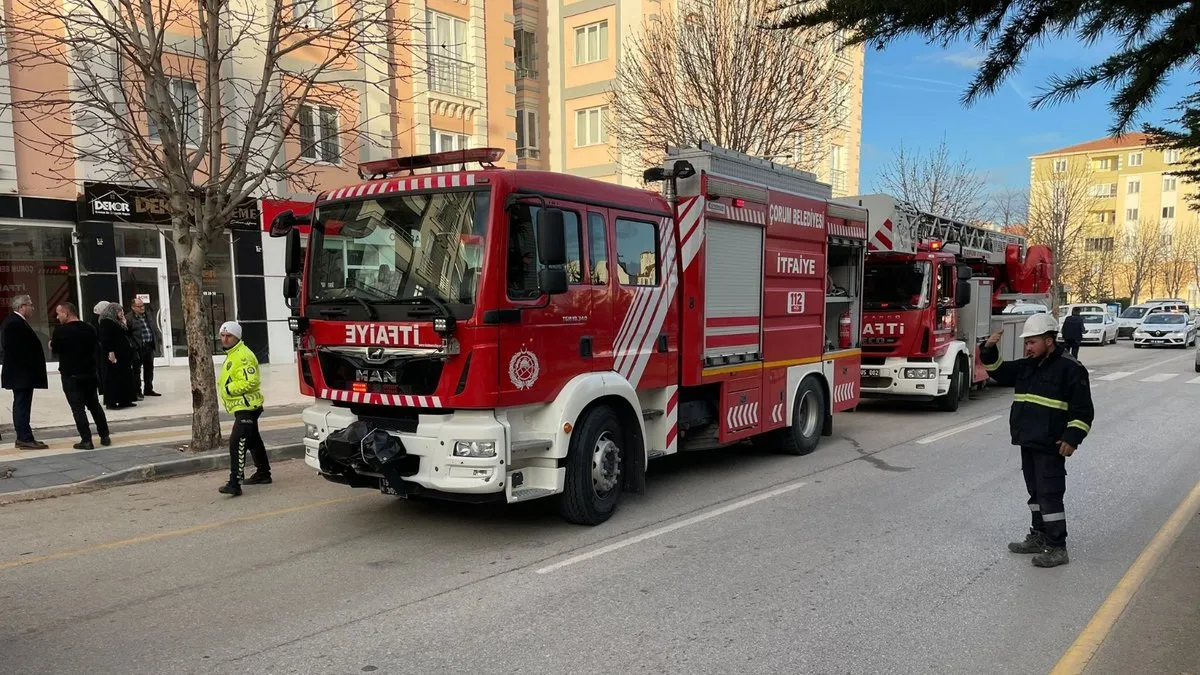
98;303;138;409
1;295;48;449
127;298;162;399
1061;307;1085;358
216;321;271;496
981;313;1094;568
50;302;111;449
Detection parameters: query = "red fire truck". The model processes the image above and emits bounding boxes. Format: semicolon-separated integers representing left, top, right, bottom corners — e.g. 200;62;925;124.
837;194;1053;410
270;142;868;525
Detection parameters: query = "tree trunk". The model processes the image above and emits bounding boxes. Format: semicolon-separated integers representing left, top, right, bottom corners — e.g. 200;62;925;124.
174;232;222;452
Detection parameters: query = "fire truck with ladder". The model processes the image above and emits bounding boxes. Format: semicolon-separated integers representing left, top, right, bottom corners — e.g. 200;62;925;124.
269;142;868;525
833;194;1053;411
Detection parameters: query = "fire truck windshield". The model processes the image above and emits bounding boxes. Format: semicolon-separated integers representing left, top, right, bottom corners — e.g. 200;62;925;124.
863;261;932;310
307;189;490;309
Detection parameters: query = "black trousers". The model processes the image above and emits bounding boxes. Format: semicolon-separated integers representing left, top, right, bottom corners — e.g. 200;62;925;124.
133;343;155;393
62;375;109;443
1063;339;1081;358
12;388;34;443
1022;447;1068;548
229;408;269;483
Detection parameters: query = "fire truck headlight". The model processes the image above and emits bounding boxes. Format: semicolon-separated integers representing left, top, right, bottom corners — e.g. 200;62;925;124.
305;423;320;440
903;368;936;379
453;440;497;458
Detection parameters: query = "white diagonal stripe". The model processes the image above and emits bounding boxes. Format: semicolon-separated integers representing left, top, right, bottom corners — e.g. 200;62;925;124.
1098;372;1132;381
1188;377;1200;384
1141;373;1177;383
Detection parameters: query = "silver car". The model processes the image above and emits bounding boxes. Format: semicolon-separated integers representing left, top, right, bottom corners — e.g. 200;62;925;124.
1133;312;1197;348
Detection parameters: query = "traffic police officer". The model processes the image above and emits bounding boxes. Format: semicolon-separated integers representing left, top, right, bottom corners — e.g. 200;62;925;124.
216;321;271;496
981;312;1094;568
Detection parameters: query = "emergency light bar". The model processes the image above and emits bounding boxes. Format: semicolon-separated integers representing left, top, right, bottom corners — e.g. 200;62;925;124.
357;148;505;180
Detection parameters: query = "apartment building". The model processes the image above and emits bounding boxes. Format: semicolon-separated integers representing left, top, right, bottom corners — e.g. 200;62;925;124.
1029;133;1199;303
512;0;865;195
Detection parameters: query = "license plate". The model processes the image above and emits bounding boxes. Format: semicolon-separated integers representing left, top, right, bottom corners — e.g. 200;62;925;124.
1152;339;1164;344
863;368;881;378
379;476;399;495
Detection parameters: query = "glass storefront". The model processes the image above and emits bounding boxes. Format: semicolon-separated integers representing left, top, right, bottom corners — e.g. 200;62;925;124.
0;224;80;360
165;233;235;357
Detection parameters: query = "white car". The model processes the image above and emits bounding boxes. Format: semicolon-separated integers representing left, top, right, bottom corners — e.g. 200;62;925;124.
1078;313;1119;345
1002;302;1048;315
1133;312;1197;348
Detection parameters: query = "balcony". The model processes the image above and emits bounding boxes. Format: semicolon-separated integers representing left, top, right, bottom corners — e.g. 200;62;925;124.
517;147;541;159
428;54;474;99
830;169;847;194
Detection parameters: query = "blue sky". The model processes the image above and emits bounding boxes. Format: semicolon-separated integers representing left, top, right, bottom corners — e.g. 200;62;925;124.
859;34;1194;193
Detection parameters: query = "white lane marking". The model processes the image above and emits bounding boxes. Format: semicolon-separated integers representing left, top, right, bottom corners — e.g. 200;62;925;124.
1140;373;1177;383
535;480;809;574
1097;372;1132;381
915;415;1003;445
1188;377;1200;384
1124;351;1193;375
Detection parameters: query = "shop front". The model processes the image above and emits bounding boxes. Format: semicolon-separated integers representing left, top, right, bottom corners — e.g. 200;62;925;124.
78;183;269;364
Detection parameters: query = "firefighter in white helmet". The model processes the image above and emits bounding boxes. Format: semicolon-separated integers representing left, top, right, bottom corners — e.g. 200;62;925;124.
980;312;1094;568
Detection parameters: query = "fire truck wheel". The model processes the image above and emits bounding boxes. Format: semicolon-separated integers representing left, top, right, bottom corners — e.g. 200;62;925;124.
777;377;824;456
559;405;625;526
936;358;967;412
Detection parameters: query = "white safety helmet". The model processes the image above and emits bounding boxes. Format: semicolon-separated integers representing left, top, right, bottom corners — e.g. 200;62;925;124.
1019;312;1060;339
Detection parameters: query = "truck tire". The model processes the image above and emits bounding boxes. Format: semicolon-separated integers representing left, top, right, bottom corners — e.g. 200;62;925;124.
936;359;966;412
559;405;625;526
777;377;825;456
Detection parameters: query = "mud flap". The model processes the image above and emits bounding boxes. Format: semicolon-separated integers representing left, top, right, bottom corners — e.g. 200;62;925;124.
623;425;647;495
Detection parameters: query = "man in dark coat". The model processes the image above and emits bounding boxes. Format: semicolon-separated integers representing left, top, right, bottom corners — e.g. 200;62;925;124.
1061;307;1085;358
1;294;49;449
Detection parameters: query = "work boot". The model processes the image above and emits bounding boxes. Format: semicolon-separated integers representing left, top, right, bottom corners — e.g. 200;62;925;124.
74;440;95;450
218;481;242;496
1032;547;1070;568
244;472;272;485
1008;530;1047;554
100;436;112;446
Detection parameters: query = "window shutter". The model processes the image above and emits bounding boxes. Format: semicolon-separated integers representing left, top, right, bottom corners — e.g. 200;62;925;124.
298;105;315;159
319;107;340;161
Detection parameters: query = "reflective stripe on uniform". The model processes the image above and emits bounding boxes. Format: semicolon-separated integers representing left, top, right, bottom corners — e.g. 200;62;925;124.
1013;393;1069;410
1067;420;1090;433
984;355;1003;372
1042;512;1066;522
1028;503;1040;511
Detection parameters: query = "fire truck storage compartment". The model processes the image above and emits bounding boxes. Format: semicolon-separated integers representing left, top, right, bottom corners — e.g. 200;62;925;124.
704;219;764;365
824;240;863;351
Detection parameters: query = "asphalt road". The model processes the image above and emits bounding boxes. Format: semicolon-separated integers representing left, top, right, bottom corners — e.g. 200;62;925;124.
1;340;1197;675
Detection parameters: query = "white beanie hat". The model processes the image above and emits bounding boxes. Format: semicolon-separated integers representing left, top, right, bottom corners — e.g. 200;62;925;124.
93;300;111;315
219;321;243;339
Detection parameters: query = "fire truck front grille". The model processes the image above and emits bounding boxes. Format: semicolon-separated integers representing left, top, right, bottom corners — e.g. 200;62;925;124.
318;352;444;396
861;376;893;389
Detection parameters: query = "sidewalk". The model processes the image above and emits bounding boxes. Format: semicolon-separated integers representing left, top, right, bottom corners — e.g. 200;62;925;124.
0;363;312;503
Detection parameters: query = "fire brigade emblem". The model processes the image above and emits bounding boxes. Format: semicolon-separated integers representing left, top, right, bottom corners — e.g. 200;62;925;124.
508;348;540;390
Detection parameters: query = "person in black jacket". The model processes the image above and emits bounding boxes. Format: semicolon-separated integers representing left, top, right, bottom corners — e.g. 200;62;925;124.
97;303;138;410
981;312;1095;568
1;294;49;449
51;302;111;449
1061;307;1085;358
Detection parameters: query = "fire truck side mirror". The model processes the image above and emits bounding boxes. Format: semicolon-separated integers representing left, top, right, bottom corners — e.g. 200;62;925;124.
539;268;568;296
955;279;972;308
284;228;304;276
283;276;301;302
536;208;567;266
956;264;973;281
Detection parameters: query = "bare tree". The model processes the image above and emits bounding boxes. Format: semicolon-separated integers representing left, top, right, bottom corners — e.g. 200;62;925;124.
1160;220;1199;299
1025;161;1098;308
988;187;1028;232
1181;220;1200;302
1122;219;1167;303
875;135;990;222
1070;220;1120;301
0;0;412;449
609;0;841;178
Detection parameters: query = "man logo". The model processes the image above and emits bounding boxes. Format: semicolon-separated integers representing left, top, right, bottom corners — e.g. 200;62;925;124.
366;347;385;361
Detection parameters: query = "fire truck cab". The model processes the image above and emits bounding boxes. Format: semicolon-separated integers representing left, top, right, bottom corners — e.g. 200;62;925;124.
270;144;867;525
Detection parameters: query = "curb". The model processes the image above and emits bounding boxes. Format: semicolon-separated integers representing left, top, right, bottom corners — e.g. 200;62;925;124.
0;443;306;506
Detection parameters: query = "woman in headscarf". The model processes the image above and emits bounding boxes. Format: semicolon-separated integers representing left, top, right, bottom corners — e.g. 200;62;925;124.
98;302;137;409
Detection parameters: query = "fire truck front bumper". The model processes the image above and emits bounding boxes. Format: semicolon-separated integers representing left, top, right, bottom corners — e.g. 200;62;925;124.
859;360;946;399
302;402;532;502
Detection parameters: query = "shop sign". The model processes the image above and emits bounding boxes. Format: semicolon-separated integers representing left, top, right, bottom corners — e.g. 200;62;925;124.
81;182;260;229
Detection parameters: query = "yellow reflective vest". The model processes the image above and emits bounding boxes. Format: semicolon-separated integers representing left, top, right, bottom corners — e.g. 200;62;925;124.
218;340;265;413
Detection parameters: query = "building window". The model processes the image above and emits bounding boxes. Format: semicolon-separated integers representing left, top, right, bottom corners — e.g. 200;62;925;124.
516;109;539;158
148;78;201;147
614;218;658;287
430;130;470;153
1164;176;1177;192
114;226;163;258
1094;211;1114;224
835;80;851;127
1165;149;1181;164
1127;179;1140;195
575;106;607;147
1128;151;1143;167
1126;208;1139;221
1163;206;1176;219
428;11;472;98
0;225;79;361
1161;234;1174;249
166;232;234;357
1089;183;1117;198
514;28;537;79
1094;157;1115;171
506;204;582;299
830;144;846;192
574;21;608;65
1084;237;1114;252
298;104;340;163
587;212;608;285
1052;159;1067;173
291;0;333;27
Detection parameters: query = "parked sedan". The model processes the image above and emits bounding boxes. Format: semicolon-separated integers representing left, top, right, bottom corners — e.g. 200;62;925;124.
1079;313;1119;345
1133;312;1197;348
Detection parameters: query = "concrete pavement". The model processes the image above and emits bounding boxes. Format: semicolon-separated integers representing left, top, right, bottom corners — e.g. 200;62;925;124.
1;340;1198;673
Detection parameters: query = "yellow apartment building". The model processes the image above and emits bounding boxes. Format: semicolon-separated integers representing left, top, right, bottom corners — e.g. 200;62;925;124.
1030;133;1200;304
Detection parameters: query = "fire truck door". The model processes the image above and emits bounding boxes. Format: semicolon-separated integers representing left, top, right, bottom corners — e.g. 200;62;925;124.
497;202;604;404
608;210;677;391
933;262;956;350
